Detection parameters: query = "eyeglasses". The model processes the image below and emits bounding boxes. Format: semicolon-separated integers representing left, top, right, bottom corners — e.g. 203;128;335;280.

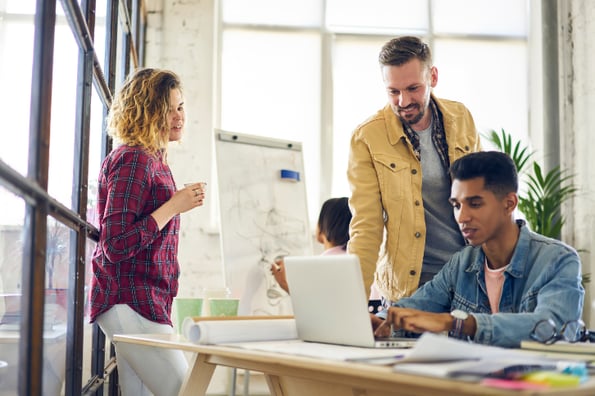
530;319;594;344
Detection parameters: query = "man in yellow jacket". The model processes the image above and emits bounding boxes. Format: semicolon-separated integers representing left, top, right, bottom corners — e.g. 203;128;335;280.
347;36;480;305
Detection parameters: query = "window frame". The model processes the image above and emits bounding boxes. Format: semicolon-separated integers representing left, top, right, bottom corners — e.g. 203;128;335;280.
0;0;145;394
216;0;530;218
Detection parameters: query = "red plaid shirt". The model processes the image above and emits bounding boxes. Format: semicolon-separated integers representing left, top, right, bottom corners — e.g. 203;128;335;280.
90;145;180;325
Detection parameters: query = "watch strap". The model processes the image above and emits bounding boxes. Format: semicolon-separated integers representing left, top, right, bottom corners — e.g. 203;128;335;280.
450;317;465;339
449;310;468;339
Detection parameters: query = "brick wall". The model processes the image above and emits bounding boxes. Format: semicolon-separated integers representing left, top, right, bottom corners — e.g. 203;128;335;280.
146;0;225;300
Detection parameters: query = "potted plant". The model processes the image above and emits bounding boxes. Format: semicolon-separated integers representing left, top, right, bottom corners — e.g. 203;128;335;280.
487;129;578;238
487;129;589;284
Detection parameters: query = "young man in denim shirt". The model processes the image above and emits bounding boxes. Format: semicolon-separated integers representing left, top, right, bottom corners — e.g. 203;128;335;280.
373;151;584;348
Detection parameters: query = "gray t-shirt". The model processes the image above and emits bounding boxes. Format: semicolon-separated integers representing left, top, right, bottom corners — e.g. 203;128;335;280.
416;122;465;286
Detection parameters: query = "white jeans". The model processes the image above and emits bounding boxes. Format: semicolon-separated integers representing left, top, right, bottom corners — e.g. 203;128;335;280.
96;304;189;396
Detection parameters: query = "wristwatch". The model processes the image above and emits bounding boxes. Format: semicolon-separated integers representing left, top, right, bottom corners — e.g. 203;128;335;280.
450;309;468;339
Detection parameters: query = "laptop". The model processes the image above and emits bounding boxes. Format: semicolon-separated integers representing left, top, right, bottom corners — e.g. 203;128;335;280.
284;254;416;349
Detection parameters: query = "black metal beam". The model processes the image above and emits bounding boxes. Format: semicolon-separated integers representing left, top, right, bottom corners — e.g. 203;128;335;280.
120;0;139;68
0;159;99;241
60;0;112;109
62;0;96;392
20;0;57;394
121;0;132;75
102;0;119;157
90;1;119;394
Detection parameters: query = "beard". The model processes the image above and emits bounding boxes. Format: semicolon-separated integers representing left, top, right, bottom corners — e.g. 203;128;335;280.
397;104;426;127
396;87;432;129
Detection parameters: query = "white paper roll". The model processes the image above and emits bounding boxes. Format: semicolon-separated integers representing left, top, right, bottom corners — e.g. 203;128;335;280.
182;317;298;344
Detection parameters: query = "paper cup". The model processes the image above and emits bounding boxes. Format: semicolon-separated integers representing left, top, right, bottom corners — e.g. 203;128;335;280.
174;298;203;333
208;298;239;317
201;287;231;315
184;182;207;189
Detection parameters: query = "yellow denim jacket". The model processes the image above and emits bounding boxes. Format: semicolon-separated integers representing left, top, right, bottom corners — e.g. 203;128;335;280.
347;96;480;302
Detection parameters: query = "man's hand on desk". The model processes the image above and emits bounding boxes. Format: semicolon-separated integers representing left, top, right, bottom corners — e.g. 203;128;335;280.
370;313;385;332
373;307;476;336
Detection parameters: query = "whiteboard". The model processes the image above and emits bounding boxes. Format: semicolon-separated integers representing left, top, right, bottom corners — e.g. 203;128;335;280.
215;130;313;315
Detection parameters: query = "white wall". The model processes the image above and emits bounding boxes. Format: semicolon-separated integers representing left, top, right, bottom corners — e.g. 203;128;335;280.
145;0;225;299
558;0;595;327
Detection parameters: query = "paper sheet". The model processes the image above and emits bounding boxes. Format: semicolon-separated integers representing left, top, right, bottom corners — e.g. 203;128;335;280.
392;333;562;380
398;332;536;363
224;339;413;361
394;358;551;379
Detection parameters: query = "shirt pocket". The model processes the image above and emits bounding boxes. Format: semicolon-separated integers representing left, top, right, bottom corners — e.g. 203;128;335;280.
372;154;410;202
452;140;476;161
451;292;481;313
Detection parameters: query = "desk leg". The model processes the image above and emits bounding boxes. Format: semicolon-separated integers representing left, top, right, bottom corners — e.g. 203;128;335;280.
179;353;216;396
243;370;250;396
229;367;237;396
265;374;283;396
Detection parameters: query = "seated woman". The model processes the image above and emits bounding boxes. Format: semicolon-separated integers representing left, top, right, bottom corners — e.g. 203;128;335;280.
271;197;381;309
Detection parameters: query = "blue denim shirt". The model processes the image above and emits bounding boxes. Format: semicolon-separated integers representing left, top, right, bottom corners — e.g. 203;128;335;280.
388;221;584;348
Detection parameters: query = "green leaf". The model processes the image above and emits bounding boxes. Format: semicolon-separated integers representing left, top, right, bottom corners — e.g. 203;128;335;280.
486;129;533;174
520;162;576;237
488;129;577;239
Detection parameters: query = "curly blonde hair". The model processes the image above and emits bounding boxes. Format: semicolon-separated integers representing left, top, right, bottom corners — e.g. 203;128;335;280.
107;68;182;156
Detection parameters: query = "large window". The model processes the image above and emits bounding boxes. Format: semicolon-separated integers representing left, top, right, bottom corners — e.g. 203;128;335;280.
218;0;530;221
0;0;143;394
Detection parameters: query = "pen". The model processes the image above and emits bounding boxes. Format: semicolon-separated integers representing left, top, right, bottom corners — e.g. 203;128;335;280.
273;255;284;272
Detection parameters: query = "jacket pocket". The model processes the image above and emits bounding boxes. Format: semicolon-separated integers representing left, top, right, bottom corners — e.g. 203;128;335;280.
372;154;410;201
452;141;475;161
451;292;481;313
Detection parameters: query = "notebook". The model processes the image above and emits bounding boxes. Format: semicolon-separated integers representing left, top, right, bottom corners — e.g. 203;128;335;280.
283;254;416;349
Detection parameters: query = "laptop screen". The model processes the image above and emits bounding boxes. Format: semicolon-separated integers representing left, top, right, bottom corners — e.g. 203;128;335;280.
284;254;381;348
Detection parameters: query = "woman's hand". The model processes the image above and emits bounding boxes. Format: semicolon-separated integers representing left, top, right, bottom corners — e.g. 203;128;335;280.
270;256;289;293
151;182;206;230
181;182;206;210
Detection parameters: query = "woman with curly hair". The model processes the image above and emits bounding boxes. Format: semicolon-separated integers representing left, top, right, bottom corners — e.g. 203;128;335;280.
89;68;204;395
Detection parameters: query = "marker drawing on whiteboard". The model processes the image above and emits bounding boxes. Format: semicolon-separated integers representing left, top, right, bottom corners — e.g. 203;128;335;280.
280;169;300;182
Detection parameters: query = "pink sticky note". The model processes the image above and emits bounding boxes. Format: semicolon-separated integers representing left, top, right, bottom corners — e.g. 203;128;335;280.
481;378;550;390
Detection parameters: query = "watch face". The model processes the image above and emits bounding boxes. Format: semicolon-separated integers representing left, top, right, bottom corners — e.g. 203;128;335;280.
451;309;468;320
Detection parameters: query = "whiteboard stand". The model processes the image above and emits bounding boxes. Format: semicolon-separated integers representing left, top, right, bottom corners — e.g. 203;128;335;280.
215;129;313;317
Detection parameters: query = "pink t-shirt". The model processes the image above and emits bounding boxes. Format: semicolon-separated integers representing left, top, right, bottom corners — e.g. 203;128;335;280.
321;245;347;255
485;258;508;313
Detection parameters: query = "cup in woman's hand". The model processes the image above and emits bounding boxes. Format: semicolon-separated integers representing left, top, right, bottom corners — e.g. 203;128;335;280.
184;182;206;190
184;182;207;196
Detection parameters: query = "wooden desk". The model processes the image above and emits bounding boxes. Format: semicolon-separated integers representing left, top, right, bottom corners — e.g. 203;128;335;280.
113;333;595;396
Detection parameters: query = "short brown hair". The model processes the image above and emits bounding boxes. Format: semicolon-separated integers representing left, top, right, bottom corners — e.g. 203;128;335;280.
378;36;432;69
